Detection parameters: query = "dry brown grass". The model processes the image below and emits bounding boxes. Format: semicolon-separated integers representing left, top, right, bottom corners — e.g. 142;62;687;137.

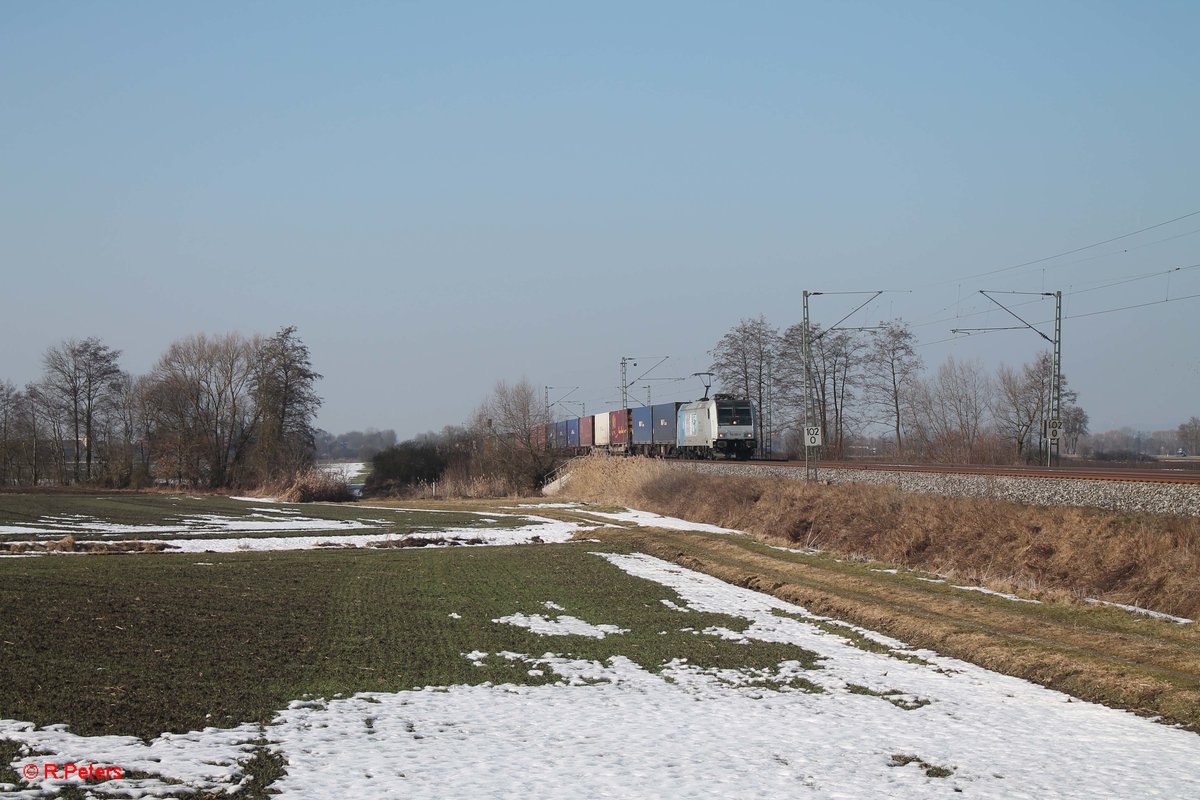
379;473;525;500
565;455;1200;619
268;468;356;503
3;535;171;554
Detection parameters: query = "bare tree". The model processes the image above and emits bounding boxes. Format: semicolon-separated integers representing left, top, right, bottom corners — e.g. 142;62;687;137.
26;381;68;484
775;321;867;457
710;316;780;447
1061;405;1089;455
992;363;1042;461
993;352;1078;462
98;372;153;487
0;380;16;484
1179;417;1200;454
469;377;554;490
908;356;991;462
253;326;322;480
41;337;122;482
863;320;922;456
145;333;261;488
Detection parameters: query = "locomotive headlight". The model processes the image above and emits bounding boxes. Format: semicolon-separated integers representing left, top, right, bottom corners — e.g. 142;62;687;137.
745;433;752;438
717;432;725;439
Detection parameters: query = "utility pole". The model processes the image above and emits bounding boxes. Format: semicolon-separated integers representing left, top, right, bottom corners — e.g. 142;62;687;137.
544;386;579;423
954;290;1062;467
800;289;884;479
1050;290;1062;466
620;358;631;409
765;354;774;458
802;291;818;481
621;356;668;408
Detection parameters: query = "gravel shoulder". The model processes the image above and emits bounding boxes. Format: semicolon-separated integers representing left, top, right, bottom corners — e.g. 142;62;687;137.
679;461;1200;516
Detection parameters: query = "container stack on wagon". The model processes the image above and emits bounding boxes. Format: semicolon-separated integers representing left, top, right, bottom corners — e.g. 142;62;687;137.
539;396;757;460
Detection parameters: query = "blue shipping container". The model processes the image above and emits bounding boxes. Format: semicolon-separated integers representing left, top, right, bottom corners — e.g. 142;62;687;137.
631;406;654;445
652;402;683;445
567;418;580;447
554;420;568;449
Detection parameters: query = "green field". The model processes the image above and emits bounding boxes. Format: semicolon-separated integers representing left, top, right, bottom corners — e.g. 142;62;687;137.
0;541;819;740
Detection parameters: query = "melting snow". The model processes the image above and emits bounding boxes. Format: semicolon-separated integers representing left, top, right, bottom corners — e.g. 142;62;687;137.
584;509;742;533
493;613;629;639
1085;598;1193;624
952;585;1041;604
6;553;1200;798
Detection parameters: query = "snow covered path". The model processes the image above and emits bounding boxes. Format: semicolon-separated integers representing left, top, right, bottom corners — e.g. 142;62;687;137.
5;552;1199;798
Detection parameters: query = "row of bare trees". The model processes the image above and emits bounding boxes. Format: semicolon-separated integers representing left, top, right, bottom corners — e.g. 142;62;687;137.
0;327;321;488
710;316;1088;463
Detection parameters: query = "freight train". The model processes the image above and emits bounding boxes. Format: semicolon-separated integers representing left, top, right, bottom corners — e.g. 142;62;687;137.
537;395;758;460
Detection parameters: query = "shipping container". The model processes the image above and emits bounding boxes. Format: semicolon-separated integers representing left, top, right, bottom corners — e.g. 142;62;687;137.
566;417;581;448
554;420;569;450
609;408;632;446
652;402;684;445
580;415;595;447
594;411;611;446
631;406;654;445
531;423;547;451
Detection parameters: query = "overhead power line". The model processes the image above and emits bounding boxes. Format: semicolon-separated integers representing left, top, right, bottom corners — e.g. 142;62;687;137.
961;208;1200;281
1061;291;1200;321
911;262;1200;330
917;208;1200;292
915;283;1200;349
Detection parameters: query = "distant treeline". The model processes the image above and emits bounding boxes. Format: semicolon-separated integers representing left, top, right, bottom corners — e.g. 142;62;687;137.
315;428;398;462
0;327;321;489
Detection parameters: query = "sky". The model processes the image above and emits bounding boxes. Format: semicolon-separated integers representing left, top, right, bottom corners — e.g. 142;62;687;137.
2;1;1198;438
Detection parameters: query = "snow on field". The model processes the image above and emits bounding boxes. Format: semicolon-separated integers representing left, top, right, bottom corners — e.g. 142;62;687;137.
0;511;376;539
1085;598;1194;624
6;552;1200;798
506;502;584;509
1;503;745;556
126;518;585;553
0;501;599;553
493;610;629;638
584;508;742;533
951;585;1042;604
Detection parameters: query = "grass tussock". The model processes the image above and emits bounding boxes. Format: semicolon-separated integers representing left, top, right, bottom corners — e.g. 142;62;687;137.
270;468;356;503
565;455;1200;619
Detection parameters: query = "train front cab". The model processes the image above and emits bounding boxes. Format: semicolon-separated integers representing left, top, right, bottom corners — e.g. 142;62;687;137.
714;398;756;459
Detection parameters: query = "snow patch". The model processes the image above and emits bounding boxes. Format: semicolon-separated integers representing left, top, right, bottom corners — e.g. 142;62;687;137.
1085;598;1193;624
492;613;629;639
584;509;743;533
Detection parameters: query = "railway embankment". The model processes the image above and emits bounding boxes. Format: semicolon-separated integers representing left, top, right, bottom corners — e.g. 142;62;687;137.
561;455;1200;621
681;460;1200;517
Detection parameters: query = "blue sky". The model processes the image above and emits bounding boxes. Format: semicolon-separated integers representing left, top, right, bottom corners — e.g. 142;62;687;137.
2;1;1198;436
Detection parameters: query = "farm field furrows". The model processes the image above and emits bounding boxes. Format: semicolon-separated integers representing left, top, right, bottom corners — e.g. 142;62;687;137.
1;496;1199;798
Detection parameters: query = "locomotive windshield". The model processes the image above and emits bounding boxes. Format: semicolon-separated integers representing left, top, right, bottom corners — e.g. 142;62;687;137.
717;403;753;426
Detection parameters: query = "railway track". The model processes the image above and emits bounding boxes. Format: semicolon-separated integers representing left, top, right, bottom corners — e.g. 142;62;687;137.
687;459;1200;485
